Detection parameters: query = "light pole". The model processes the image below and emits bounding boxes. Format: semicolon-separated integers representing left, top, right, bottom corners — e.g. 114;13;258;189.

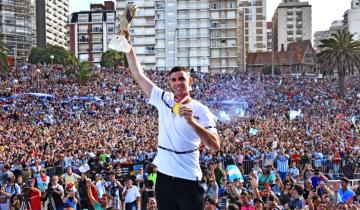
36;69;41;89
13;79;18;94
50;55;54;67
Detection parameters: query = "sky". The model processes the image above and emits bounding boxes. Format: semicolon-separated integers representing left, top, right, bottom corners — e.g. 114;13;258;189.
69;0;352;34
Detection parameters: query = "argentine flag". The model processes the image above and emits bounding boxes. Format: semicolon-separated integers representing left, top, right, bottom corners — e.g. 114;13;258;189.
227;165;244;182
249;128;259;136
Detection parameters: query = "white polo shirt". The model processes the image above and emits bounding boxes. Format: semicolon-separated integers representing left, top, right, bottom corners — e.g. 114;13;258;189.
123;186;140;203
149;85;217;181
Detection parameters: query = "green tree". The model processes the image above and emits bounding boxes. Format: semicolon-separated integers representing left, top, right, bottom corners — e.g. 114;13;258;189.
262;65;281;75
28;45;74;65
100;50;127;71
0;34;8;75
75;61;94;85
317;28;360;98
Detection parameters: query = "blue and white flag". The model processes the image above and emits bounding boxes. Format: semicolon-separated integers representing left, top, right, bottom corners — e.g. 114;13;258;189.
219;111;231;122
249;128;259;136
289;109;301;121
227;165;244;182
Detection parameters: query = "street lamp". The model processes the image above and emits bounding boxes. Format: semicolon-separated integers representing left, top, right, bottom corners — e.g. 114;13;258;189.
50;55;54;66
36;69;41;89
13;79;18;94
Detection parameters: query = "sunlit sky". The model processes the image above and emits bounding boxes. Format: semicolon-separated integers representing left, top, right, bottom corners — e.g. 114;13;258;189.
69;0;352;34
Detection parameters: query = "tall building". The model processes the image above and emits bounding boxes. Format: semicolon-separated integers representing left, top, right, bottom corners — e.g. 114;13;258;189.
272;0;312;51
239;0;267;53
313;20;343;51
116;0;155;69
68;1;116;66
149;0;245;73
344;0;360;40
266;22;272;51
0;0;34;60
154;0;211;72
209;0;245;73
36;0;69;48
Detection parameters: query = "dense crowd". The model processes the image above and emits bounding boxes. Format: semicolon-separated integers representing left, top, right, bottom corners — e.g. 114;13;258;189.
0;63;359;210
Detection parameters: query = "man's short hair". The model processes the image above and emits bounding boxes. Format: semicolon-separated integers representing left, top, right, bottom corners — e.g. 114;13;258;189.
169;66;189;76
340;177;349;184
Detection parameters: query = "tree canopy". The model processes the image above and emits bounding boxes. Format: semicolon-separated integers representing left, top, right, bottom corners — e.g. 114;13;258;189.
317;28;360;97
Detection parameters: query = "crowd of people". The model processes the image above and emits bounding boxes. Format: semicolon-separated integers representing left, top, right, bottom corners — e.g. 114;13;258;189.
0;63;359;209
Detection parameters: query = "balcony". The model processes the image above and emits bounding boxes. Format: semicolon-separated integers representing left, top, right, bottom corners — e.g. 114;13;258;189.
92;48;103;52
78;38;89;42
78;29;88;33
155;3;165;10
91;28;103;33
92;38;103;43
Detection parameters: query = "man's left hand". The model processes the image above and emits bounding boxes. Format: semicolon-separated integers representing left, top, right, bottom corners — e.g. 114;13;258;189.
179;106;195;125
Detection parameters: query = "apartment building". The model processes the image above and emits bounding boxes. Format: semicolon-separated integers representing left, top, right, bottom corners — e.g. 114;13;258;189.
116;0;156;69
266;22;272;51
272;0;312;51
313;20;343;51
344;0;360;40
36;0;69;48
153;0;211;72
239;0;267;53
0;0;34;60
209;0;245;73
68;1;116;66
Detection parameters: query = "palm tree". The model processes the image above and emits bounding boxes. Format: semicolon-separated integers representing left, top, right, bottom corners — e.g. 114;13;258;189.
317;28;360;98
75;61;94;85
0;33;8;75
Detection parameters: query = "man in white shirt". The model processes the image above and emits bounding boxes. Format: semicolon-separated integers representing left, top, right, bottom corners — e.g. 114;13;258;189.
122;179;140;210
122;29;220;210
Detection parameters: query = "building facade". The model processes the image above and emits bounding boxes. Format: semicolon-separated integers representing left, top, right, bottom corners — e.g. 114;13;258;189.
153;0;211;72
272;0;312;51
313;20;343;51
239;0;267;53
209;0;245;73
247;40;316;74
0;0;34;60
266;21;272;51
68;1;116;66
36;0;69;48
116;0;155;69
344;0;360;40
149;0;245;73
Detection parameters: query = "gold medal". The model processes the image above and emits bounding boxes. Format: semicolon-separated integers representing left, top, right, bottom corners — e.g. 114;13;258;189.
173;103;181;115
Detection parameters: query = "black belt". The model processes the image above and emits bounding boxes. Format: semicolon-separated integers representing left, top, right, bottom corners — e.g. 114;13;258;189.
158;145;198;154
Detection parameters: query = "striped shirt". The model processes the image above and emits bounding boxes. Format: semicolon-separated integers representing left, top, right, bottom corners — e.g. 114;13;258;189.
276;155;289;173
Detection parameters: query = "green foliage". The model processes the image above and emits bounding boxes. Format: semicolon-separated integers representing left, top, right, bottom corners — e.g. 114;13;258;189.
0;34;8;75
75;61;94;85
317;28;360;97
28;45;77;65
262;65;281;75
100;50;127;70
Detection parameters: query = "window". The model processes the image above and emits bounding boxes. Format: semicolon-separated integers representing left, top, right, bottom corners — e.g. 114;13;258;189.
106;13;115;22
304;54;313;62
92;13;102;22
78;14;89;23
107;24;114;33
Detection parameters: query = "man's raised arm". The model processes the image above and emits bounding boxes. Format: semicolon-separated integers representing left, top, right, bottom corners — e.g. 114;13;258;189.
124;30;154;98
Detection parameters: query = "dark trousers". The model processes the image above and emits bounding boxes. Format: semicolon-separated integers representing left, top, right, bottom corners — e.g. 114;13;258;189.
125;201;137;210
155;172;204;210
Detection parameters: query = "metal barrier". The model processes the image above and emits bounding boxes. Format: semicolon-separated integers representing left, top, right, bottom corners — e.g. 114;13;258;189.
236;158;356;180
